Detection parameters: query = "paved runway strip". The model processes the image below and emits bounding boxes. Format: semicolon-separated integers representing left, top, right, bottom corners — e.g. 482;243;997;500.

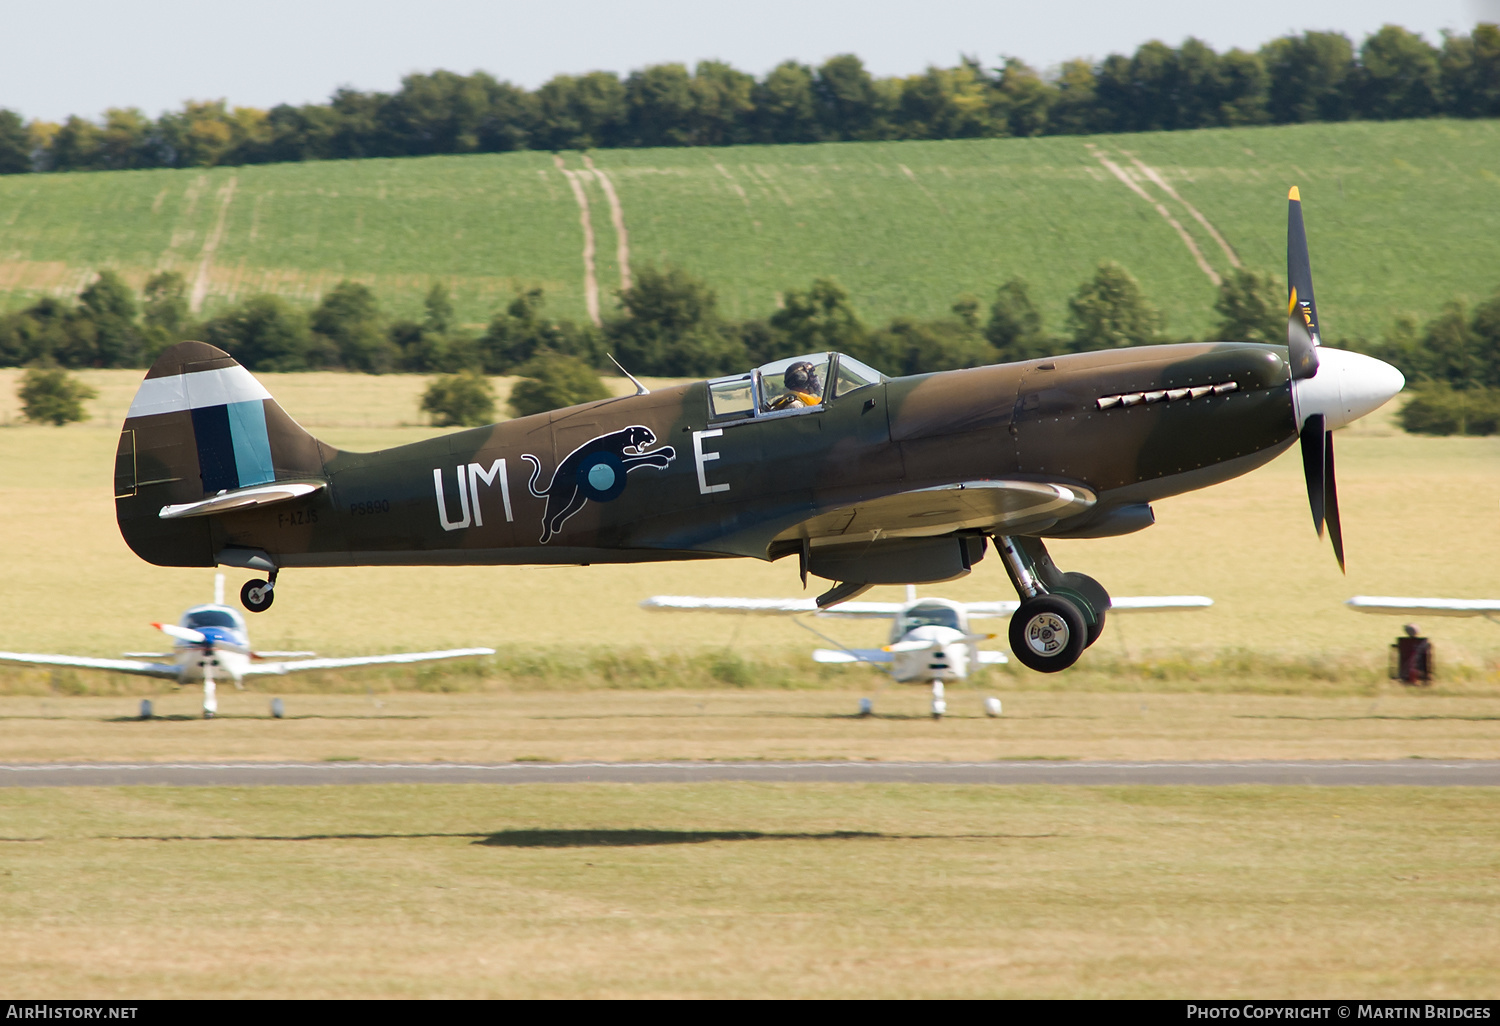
2;761;1499;786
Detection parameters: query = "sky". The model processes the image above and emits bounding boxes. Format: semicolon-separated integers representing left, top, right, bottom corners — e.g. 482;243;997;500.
3;0;1497;122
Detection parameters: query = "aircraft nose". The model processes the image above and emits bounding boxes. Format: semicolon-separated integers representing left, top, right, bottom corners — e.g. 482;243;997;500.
1294;348;1405;431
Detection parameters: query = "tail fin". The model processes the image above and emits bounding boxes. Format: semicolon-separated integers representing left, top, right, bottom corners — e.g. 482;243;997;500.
115;342;333;567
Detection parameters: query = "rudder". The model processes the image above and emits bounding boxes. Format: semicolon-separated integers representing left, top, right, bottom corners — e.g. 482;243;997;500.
115;341;333;566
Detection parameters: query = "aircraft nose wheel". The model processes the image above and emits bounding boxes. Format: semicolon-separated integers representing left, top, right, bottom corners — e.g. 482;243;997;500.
241;579;275;613
1008;595;1086;673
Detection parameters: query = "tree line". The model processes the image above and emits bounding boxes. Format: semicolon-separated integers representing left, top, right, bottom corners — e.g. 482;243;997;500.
1;23;1498;175
7;263;1498;434
0;259;1353;380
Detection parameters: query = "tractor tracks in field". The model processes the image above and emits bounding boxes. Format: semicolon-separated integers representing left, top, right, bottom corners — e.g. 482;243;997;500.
189;175;237;313
1086;144;1239;287
555;153;635;326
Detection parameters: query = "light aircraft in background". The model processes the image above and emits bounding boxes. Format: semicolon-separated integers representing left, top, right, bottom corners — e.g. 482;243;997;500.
0;576;494;719
644;588;1212;717
1346;597;1500;623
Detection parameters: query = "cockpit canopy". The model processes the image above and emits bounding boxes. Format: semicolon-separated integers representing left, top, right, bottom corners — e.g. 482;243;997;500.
182;607;244;631
900;602;962;632
707;352;885;421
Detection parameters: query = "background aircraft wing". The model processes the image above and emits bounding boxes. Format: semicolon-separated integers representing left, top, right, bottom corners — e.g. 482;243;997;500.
812;648;892;664
787;480;1096;543
1346;597;1500;618
957;596;1212;618
642;596;905;618
0;652;180;679
241;647;495;676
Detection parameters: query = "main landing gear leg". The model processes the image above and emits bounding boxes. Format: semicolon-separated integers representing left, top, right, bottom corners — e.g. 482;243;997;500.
994;535;1110;674
241;568;278;613
930;680;946;719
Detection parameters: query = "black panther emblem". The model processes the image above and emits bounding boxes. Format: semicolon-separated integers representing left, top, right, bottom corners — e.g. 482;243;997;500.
521;425;676;544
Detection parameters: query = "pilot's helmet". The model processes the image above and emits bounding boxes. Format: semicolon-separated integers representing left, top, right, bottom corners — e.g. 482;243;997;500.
784;361;821;396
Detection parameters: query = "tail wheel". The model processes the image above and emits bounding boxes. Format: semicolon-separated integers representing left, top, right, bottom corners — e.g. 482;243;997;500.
1009;595;1086;673
241;579;275;613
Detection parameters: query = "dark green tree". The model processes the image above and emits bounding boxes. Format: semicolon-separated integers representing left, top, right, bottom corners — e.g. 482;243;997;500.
815;55;893;140
478;287;602;374
77;271;143;366
1213;269;1284;343
201;294;315;371
312;281;395;372
767;279;867;360
420;369;496;427
1469;287;1500;387
689;61;756;145
625;63;696;147
507;350;611;418
985;278;1050;361
866;315;996;375
1356;25;1443;119
608;265;745;376
1262;31;1356;123
1440;24;1500;117
753;62;822;143
0;109;32;174
142;271;190;350
18;365;97;425
1046;59;1103;135
1066;262;1162;350
534;72;626;150
994;59;1054;137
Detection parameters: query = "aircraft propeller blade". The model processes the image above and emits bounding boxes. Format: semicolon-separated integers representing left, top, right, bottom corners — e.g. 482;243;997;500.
153;622;206;645
1324;431;1345;572
1287;187;1344;574
1286;187;1321;380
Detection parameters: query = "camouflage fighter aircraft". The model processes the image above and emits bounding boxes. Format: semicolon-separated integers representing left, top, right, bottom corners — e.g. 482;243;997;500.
113;190;1403;673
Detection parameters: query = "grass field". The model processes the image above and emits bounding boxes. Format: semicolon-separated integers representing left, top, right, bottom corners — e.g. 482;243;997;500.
3;368;1499;684
1;121;1498;339
2;783;1496;997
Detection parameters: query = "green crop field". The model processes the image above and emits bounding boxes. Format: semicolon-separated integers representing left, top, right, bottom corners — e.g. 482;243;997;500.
1;120;1498;340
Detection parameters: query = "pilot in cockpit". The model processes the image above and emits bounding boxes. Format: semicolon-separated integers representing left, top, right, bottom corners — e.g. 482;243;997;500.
765;360;823;411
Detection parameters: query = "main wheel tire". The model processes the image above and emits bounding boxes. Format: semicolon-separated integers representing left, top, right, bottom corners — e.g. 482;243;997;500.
241;579;275;613
1085;607;1107;649
1008;595;1087;673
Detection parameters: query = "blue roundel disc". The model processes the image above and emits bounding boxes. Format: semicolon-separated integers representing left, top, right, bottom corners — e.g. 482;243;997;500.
587;462;616;492
577;451;627;502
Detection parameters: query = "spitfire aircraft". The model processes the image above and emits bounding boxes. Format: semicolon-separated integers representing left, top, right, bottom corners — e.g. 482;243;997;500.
0;576;494;718
113;190;1402;673
644;588;1211;716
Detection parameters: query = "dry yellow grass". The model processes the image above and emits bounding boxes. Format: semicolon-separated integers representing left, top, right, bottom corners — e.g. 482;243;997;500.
1;369;1498;677
1;690;1498;764
1;782;1496;997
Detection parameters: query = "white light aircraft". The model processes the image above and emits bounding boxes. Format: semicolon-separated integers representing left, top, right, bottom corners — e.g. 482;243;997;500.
643;588;1212;717
0;576;495;718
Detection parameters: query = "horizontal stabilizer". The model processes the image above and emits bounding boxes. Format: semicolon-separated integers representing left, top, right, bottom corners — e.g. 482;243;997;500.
159;481;325;520
1346;597;1500;618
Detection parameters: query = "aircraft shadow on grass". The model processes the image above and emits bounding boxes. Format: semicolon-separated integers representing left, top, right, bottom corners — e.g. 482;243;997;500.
474;829;1053;847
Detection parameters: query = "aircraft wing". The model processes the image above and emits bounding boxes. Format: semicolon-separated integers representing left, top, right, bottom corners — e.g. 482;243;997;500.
812;648;892;664
1346;597;1500;618
642;596;905;618
791;480;1096;543
241;647;495;676
0;652;180;679
958;596;1212;618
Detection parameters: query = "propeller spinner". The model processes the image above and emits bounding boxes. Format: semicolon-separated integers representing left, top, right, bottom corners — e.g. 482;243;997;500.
1283;187;1405;572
